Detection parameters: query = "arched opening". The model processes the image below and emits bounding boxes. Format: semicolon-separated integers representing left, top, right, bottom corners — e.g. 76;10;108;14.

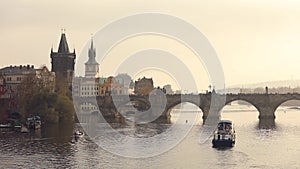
274;99;300;127
222;100;259;121
168;102;203;125
221;100;260;130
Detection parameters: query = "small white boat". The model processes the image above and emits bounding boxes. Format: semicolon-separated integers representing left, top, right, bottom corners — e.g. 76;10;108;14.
0;124;11;128
74;130;84;138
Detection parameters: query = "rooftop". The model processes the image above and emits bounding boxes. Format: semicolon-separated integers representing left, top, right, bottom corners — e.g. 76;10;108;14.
0;65;35;75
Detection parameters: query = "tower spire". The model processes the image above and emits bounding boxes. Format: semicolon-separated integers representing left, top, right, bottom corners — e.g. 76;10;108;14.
50;30;76;85
58;29;70;53
85;35;99;77
86;36;97;64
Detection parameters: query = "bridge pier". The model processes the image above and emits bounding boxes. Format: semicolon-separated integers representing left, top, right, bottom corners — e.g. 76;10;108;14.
258;118;276;129
257;107;276;120
201;107;221;125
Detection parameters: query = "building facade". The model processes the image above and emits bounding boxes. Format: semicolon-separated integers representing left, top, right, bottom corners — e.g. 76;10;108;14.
134;77;154;95
116;73;134;95
78;77;99;97
163;84;173;94
74;38;136;113
0;65;55;120
99;76;124;96
0;76;8;99
0;65;55;97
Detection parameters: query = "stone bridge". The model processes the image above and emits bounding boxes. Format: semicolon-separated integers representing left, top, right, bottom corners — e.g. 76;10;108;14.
73;93;300;123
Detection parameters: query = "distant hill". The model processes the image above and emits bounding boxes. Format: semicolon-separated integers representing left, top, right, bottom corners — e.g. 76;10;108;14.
215;80;300;94
228;80;300;89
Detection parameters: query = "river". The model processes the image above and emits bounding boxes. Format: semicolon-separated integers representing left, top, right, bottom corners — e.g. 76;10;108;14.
0;103;300;168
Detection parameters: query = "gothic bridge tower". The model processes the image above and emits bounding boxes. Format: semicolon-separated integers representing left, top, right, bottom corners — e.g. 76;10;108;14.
50;30;76;86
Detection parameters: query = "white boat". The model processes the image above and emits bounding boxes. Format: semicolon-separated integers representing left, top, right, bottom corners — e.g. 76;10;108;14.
212;120;236;148
74;130;84;138
0;124;11;128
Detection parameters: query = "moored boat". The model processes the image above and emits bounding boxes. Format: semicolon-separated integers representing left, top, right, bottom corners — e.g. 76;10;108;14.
212;120;236;148
26;115;41;130
14;122;22;129
0;123;11;128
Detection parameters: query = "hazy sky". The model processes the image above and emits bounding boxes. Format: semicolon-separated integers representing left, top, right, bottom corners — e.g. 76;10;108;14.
1;0;300;90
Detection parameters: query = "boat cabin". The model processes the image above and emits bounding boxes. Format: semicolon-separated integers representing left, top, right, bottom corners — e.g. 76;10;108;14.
212;120;236;147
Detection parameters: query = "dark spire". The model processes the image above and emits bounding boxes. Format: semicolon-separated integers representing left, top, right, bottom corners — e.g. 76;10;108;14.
58;30;70;54
86;37;98;64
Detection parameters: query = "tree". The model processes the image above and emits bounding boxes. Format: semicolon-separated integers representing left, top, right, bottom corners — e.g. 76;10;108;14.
17;73;54;120
28;91;59;123
54;73;69;96
17;70;75;124
56;95;75;122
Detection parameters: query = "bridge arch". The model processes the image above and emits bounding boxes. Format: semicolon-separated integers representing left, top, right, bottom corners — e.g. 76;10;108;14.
273;98;300;120
274;98;300;113
221;100;260;119
224;98;260;112
166;101;204;119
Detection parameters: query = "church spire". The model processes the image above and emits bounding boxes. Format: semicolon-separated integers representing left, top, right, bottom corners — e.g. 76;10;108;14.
85;36;99;77
86;37;98;64
58;29;70;53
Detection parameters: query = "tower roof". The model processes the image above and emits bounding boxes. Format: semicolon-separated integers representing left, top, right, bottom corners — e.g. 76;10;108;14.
58;33;70;53
85;38;99;65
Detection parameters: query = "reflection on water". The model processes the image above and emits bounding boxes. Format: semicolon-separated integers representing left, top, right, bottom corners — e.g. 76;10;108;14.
0;125;74;168
258;118;276;129
0;104;300;168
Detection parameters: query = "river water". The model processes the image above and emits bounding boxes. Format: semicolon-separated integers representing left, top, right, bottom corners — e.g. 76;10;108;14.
1;103;300;169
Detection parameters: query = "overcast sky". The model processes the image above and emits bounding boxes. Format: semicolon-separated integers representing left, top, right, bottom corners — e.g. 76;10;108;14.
1;0;300;90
